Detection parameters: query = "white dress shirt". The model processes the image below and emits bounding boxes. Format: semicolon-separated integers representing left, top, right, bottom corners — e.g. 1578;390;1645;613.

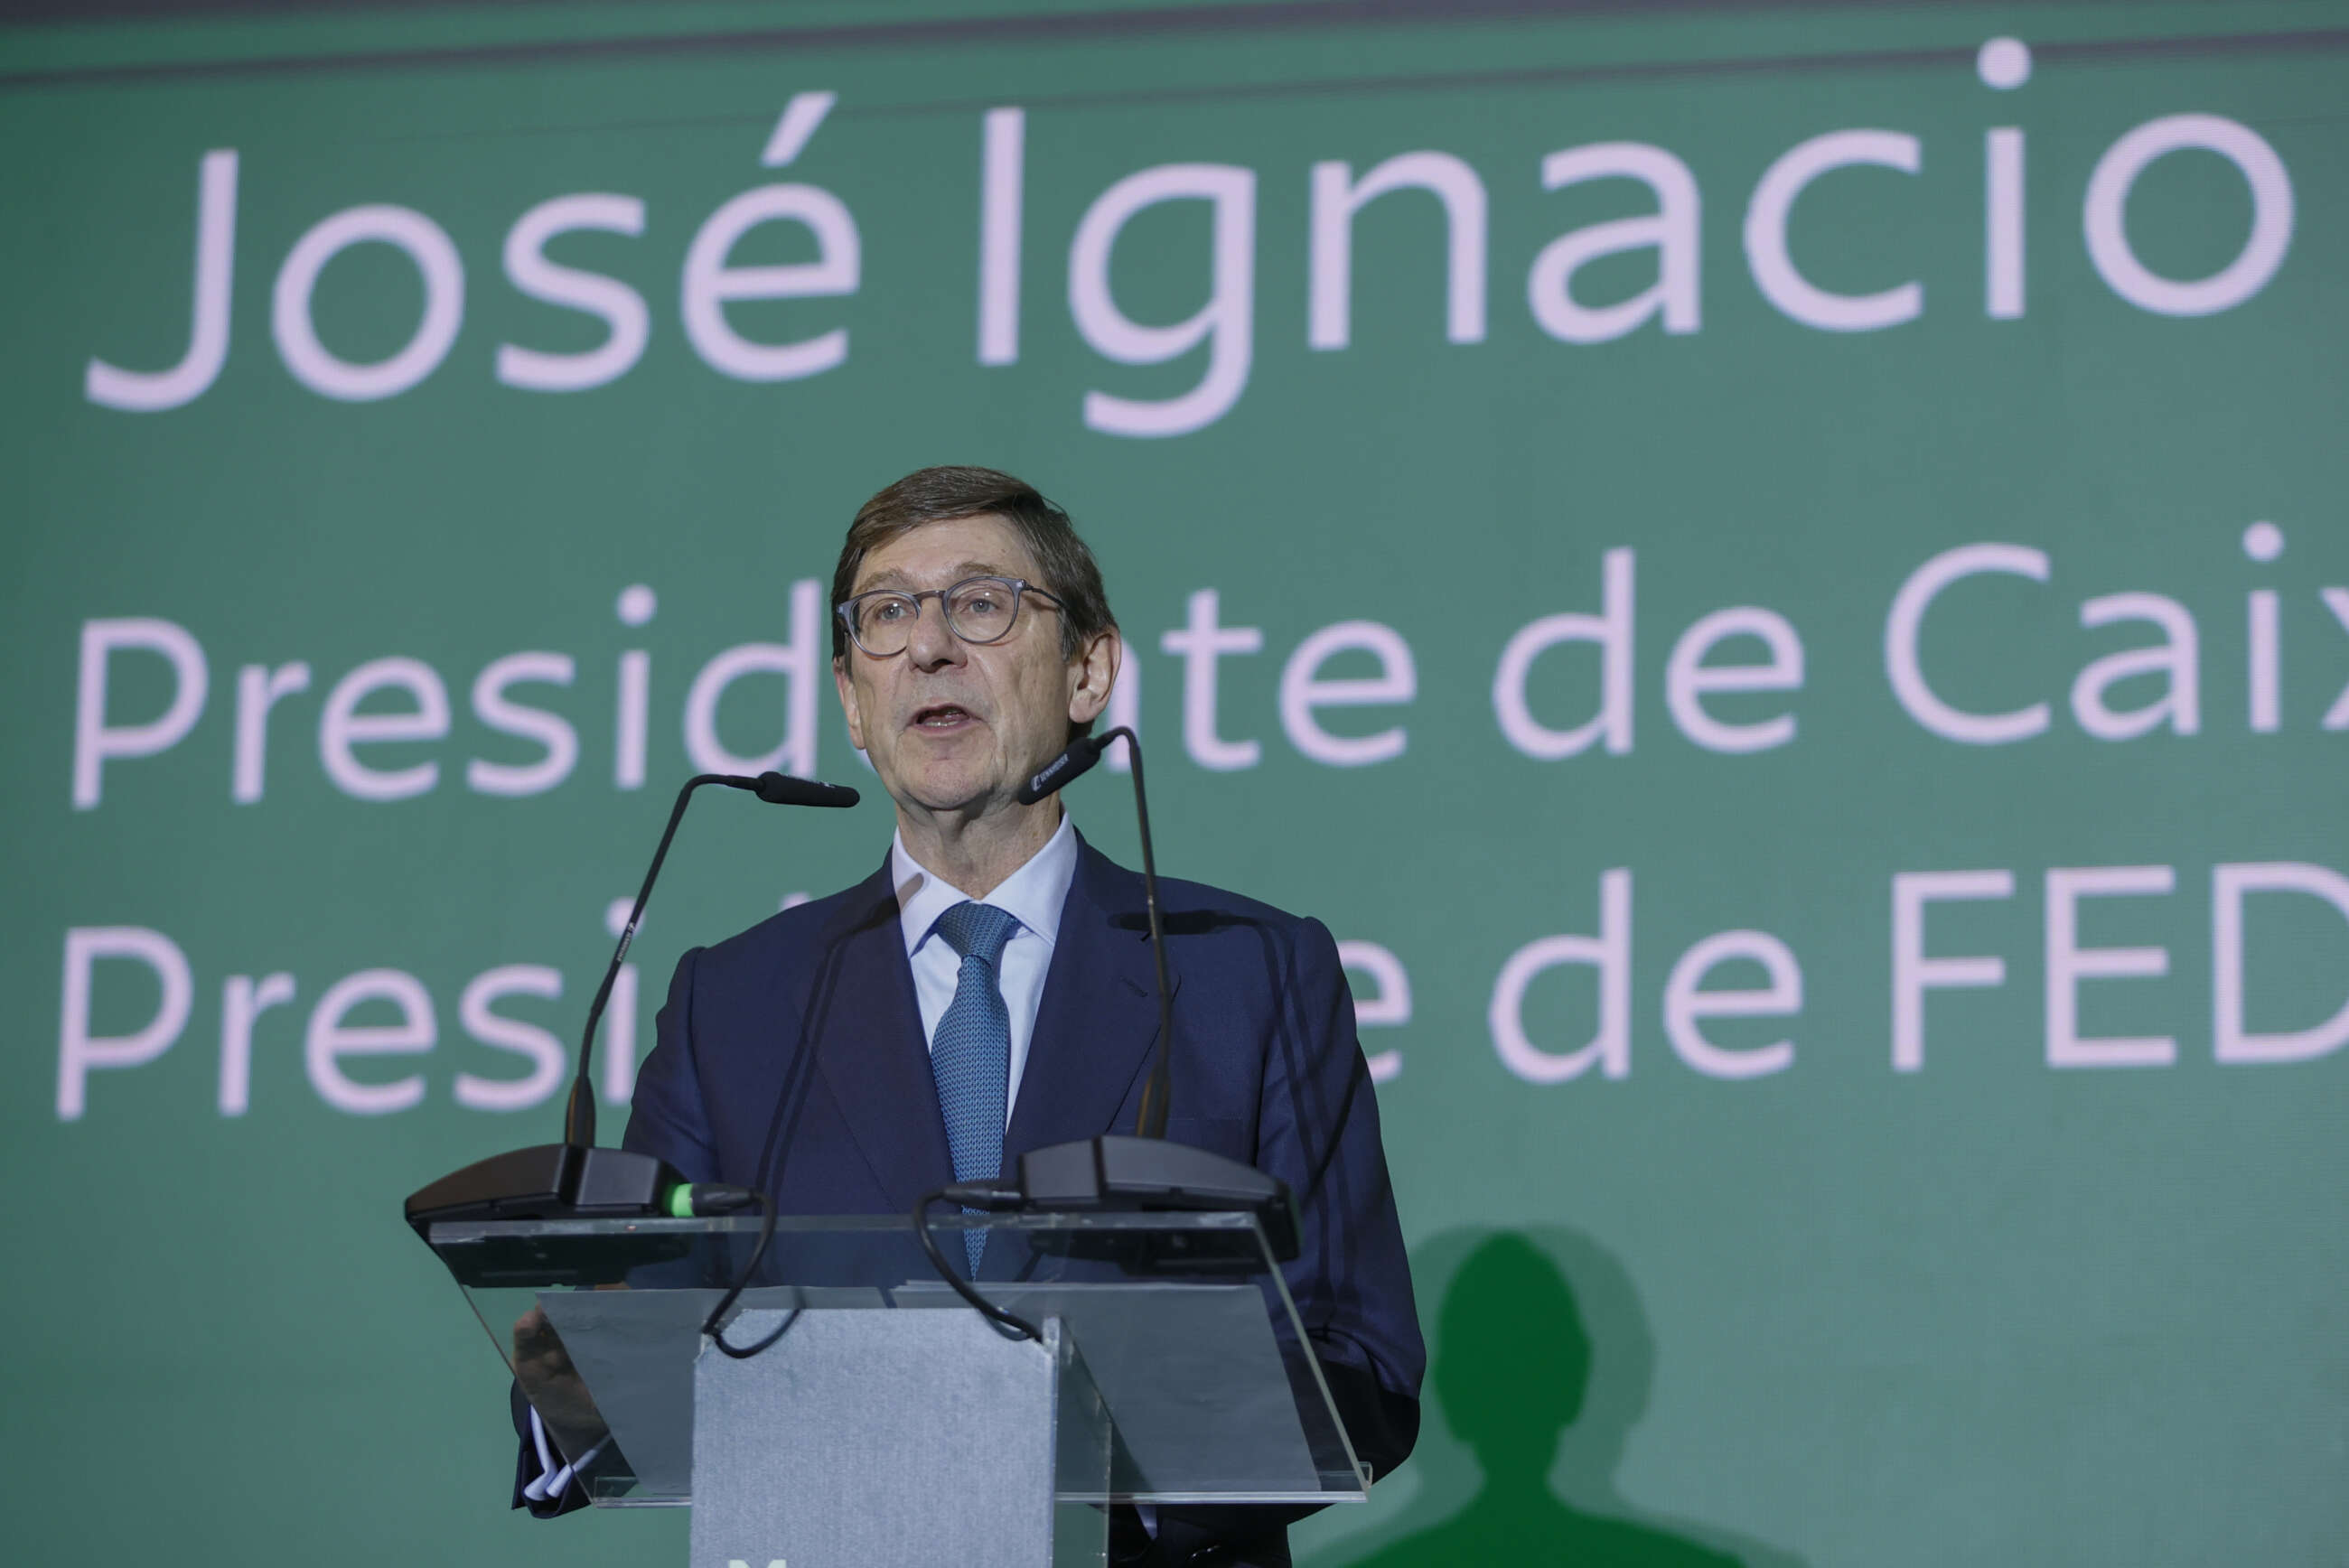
891;809;1079;1125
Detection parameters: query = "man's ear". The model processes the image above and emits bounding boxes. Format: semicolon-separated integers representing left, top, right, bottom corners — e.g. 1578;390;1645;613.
834;658;868;752
1068;628;1121;726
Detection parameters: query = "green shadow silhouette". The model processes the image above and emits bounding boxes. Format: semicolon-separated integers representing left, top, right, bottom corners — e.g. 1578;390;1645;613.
1308;1228;1806;1568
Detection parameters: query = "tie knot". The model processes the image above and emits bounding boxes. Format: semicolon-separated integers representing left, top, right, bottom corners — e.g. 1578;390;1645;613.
935;900;1020;966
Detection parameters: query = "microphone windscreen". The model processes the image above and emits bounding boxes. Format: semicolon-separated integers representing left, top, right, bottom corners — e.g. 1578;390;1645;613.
754;772;861;808
1017;736;1104;804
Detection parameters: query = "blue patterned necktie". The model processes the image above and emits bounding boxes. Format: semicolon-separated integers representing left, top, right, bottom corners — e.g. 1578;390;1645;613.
930;900;1021;1274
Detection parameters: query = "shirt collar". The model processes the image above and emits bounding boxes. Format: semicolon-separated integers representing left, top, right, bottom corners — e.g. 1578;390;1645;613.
892;810;1079;957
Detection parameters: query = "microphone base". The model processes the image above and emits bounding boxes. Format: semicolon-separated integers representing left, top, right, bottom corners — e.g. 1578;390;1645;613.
404;1144;692;1286
1015;1134;1300;1263
404;1143;688;1232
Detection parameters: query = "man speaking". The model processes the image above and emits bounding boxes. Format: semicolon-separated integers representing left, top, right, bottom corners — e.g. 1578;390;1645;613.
521;466;1423;1566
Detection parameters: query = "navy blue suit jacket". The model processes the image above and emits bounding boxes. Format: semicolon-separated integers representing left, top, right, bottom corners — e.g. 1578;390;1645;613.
525;836;1423;1557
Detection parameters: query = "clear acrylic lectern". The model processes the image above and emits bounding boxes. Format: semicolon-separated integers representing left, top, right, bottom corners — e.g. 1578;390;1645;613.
426;1209;1368;1567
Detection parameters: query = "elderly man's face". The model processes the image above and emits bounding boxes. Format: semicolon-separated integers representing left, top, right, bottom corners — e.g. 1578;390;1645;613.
834;514;1114;820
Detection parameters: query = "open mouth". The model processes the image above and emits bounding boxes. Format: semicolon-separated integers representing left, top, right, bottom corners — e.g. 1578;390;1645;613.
911;703;978;730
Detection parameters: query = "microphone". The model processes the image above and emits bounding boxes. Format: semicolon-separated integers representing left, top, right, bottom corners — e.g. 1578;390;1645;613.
754;771;860;808
405;770;857;1252
1018;728;1171;1134
1016;735;1106;805
566;771;857;1145
970;728;1301;1262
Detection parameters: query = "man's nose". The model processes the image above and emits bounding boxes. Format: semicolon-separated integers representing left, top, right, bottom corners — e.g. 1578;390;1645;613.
905;602;964;671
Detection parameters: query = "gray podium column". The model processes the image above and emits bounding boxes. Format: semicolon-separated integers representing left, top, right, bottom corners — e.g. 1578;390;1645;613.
689;1309;1109;1568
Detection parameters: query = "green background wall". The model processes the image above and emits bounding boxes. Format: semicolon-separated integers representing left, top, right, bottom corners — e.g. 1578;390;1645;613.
4;3;2344;1563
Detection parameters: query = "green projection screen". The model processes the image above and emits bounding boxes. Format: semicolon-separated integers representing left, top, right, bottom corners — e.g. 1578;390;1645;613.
3;3;2344;1563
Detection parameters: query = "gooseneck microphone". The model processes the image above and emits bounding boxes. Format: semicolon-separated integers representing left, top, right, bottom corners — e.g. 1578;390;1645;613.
569;771;856;1145
1018;728;1174;1137
406;770;857;1250
931;727;1299;1270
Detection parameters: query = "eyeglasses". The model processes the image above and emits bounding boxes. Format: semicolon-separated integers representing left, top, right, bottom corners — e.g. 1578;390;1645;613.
836;575;1065;658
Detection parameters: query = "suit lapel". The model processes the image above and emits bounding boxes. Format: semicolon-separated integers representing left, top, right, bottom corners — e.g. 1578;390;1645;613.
1005;841;1174;1162
810;860;955;1212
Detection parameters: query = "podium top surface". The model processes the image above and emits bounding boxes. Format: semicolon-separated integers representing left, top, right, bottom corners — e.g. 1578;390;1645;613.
433;1209;1370;1507
427;1205;1272;1245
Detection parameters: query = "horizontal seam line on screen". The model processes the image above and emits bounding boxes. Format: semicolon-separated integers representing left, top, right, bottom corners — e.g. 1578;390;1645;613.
0;0;2342;94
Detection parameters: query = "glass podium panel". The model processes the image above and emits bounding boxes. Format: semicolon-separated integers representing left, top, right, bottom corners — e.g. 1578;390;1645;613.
427;1209;1370;1508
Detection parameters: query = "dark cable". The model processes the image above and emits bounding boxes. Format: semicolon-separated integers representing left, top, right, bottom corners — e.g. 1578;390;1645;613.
698;895;879;1360
751;902;878;1195
702;897;894;1357
912;1190;1041;1342
702;1187;795;1358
